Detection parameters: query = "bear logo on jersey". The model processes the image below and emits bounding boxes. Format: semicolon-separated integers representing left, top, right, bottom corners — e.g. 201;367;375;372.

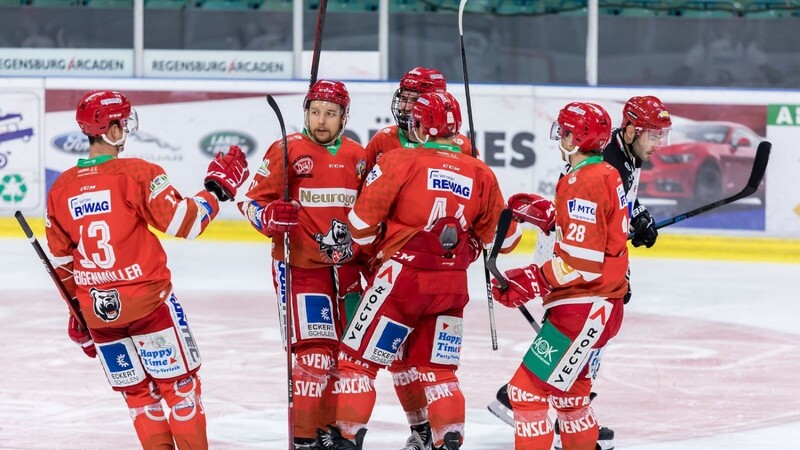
90;287;122;322
314;218;354;263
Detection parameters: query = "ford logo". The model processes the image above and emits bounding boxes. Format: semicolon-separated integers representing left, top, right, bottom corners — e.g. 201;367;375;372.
52;132;90;154
199;131;257;157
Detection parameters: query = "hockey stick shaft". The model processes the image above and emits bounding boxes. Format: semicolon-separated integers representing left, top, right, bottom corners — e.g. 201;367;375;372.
309;0;329;87
629;140;771;238
15;211;88;330
487;209;541;333
459;0;497;350
266;95;295;449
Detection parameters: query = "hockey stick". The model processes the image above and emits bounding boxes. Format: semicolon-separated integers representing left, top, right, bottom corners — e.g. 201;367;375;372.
629;140;771;238
486;209;542;333
459;0;498;350
309;0;329;87
266;95;295;449
14;211;87;330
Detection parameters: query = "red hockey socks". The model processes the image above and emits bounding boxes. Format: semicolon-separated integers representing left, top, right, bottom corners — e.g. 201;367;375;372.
333;355;378;439
389;361;428;425
417;367;465;447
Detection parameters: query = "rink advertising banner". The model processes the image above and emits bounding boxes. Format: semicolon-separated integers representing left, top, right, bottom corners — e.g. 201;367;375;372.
0;79;789;240
0;87;44;211
765;105;800;237
0;49;132;77
144;50;293;79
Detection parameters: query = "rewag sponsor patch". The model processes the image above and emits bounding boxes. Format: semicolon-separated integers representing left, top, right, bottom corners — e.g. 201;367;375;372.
567;198;597;224
68;189;111;219
427;169;472;199
616;184;627;210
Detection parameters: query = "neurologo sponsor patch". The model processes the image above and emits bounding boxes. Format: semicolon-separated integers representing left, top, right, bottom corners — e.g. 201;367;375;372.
68;189;111;219
427;169;472;199
567;198;596;224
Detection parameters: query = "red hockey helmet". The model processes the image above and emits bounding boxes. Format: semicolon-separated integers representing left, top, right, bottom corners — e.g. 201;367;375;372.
76;90;135;137
411;92;462;139
399;67;447;94
622;96;671;130
551;102;612;152
393;67;447;131
305;80;350;117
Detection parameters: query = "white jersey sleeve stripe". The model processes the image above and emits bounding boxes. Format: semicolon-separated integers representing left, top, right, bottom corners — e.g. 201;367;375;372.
166;201;188;237
559;242;605;263
348;209;372;232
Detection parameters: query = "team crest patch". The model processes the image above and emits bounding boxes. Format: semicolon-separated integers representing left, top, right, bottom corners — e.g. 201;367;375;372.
314;218;354;263
149;174;171;199
257;159;270;177
356;159;366;180
292;155;314;175
90;287;122;322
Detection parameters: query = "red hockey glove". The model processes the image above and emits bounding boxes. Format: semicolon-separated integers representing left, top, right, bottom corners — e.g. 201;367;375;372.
491;264;552;308
67;315;96;358
507;193;556;234
204;145;250;202
262;199;299;234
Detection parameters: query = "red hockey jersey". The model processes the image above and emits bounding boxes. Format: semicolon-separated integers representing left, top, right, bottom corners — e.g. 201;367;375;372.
46;155;220;329
541;156;629;307
240;132;366;269
364;125;474;177
350;142;518;265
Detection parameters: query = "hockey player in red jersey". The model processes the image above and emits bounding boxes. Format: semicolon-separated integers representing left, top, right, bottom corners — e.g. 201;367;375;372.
491;102;629;450
365;67;474;177
238;80;366;449
317;92;520;450
46;90;249;449
363;67;476;450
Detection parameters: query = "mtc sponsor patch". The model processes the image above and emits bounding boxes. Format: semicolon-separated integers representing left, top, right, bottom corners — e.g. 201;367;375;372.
567;198;597;224
149;174;171;200
298;294;337;341
364;316;410;366
427;169;472;199
68;189;111;219
430;315;463;365
98;340;145;387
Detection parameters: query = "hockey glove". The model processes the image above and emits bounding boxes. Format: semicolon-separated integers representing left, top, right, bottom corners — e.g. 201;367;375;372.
67;315;96;358
630;205;658;248
507;193;556;234
491;264;552;308
262;199;299;234
204;145;250;202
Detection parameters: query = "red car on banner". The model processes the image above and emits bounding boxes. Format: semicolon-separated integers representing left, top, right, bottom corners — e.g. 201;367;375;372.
639;121;765;209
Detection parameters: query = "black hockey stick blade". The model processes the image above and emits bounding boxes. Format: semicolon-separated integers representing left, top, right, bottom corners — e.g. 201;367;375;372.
15;210;88;329
630;140;771;238
487;208;513;290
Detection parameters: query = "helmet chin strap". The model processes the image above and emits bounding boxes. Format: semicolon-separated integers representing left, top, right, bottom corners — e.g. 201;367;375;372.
101;129;127;151
559;141;579;159
411;125;429;144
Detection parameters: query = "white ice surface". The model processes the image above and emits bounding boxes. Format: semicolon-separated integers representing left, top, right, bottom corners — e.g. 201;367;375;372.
1;237;799;449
